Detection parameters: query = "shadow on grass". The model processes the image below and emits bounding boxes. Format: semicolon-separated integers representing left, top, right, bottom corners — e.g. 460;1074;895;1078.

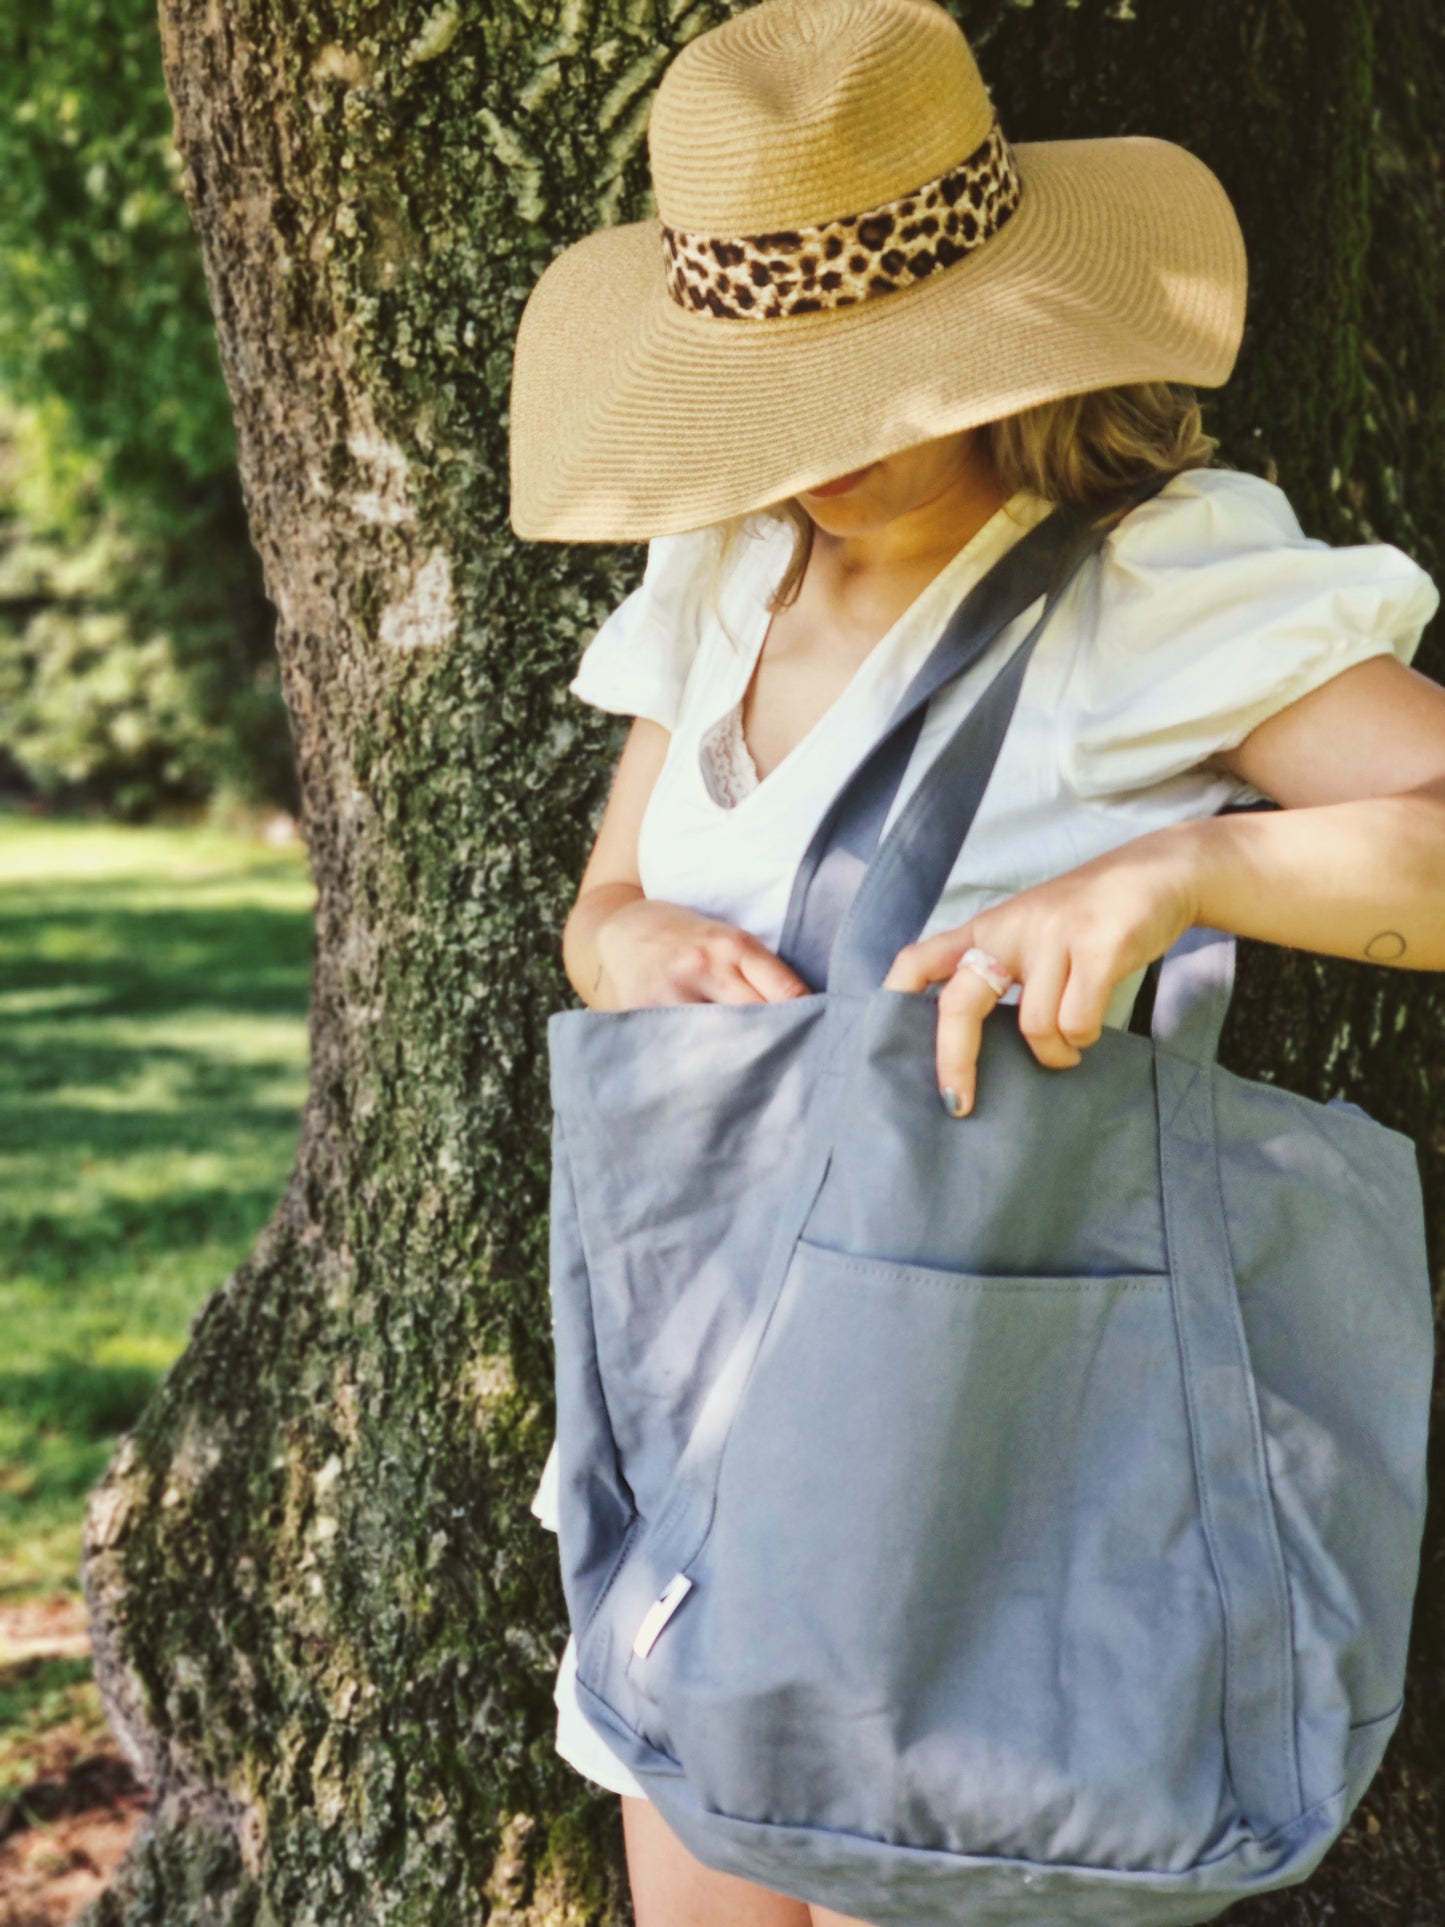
0;825;313;1594
0;1075;306;1158
0;903;313;1023
0;1364;161;1444
4;1176;295;1271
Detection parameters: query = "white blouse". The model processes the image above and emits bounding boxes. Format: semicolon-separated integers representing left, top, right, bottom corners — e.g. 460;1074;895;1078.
557;466;1434;1015
530;465;1437;1539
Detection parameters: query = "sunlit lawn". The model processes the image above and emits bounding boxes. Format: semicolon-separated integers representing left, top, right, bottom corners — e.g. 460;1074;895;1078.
0;816;313;1603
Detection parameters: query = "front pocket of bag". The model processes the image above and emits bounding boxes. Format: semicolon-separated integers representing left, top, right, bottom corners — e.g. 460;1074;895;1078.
628;1237;1244;1875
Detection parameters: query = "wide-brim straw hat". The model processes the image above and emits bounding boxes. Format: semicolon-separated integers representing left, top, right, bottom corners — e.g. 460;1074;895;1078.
508;0;1247;544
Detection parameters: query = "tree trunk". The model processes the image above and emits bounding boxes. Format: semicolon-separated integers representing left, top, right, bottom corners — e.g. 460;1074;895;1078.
83;1;1443;1920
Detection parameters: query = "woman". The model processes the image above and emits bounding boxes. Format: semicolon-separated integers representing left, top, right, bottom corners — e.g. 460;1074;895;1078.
508;2;1445;1922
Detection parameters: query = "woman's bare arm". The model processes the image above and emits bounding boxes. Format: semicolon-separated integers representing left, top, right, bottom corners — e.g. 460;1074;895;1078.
561;718;812;1011
1181;654;1445;968
561;718;668;1009
882;652;1445;1114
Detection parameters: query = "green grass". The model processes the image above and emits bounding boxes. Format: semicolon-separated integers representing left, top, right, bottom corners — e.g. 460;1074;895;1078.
0;816;314;1598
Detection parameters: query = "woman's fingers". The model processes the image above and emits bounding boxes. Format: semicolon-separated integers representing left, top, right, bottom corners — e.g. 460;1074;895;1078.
881;849;1186;1109
612;906;813;1008
655;907;1118;1064
1054;946;1111;1051
932;941;1117;1115
663;932;811;1005
654;941;725;1003
736;942;814;1004
933;964;993;1115
881;930;967;993
1013;943;1080;1070
693;943;769;1004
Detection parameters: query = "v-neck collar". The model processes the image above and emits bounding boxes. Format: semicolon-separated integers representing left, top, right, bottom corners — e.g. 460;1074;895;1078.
695;488;1045;814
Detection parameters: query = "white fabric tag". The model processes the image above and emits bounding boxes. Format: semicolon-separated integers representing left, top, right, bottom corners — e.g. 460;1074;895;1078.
631;1571;694;1659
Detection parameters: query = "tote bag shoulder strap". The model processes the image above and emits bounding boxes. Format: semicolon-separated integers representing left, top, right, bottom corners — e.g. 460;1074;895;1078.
775;490;1133;993
780;471;1174;996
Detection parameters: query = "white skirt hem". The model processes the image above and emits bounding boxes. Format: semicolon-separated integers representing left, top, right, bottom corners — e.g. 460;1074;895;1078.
553;1629;651;1800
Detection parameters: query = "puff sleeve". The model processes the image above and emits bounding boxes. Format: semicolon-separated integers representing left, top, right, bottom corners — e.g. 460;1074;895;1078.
567;526;714;731
1058;467;1440;800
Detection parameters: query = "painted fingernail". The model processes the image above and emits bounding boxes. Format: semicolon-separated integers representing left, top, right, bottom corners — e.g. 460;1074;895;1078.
940;1086;969;1117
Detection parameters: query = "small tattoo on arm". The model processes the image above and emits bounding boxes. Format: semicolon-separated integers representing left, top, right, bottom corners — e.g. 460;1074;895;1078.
1363;930;1407;963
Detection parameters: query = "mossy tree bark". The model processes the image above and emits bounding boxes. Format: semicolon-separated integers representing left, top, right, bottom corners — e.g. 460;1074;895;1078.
83;1;1442;1921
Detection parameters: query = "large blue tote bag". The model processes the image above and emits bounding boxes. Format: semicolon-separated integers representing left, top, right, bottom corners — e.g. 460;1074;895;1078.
544;475;1433;1925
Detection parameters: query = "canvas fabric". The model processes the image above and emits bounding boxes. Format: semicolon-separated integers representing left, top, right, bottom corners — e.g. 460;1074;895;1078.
542;477;1433;1923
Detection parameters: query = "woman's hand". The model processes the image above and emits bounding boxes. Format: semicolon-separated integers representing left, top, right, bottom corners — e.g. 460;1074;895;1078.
597;898;813;1009
882;827;1202;1114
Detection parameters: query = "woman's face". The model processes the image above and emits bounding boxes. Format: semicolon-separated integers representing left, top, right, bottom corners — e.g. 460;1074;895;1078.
796;427;1003;538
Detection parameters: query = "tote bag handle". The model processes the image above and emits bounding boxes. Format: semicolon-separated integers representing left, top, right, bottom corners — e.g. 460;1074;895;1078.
776;471;1164;988
775;490;1117;992
775;469;1258;1065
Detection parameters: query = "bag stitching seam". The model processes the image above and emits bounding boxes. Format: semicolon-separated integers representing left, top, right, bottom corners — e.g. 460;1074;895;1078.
1203;1057;1305;1820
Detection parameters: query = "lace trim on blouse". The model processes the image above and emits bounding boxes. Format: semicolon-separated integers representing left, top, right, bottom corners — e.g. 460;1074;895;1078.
698;699;761;808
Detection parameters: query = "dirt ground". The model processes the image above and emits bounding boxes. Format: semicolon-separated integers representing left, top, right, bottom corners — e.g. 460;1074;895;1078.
0;1599;149;1927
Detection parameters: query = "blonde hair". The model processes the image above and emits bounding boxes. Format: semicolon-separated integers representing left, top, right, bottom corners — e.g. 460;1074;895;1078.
700;381;1223;649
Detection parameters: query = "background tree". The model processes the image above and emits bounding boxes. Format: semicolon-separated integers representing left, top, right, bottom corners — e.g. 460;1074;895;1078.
0;0;292;817
81;1;1444;1919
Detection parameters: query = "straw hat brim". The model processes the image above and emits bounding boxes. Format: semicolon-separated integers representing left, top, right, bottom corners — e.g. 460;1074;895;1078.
508;135;1247;543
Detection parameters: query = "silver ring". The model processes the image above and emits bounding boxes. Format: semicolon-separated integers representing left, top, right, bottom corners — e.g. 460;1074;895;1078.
955;945;1014;997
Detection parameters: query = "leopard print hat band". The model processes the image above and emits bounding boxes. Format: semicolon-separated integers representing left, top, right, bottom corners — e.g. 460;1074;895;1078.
509;0;1249;540
661;118;1024;322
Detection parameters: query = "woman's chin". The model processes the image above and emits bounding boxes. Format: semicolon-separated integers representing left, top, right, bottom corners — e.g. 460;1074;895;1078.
802;461;879;501
799;473;892;533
